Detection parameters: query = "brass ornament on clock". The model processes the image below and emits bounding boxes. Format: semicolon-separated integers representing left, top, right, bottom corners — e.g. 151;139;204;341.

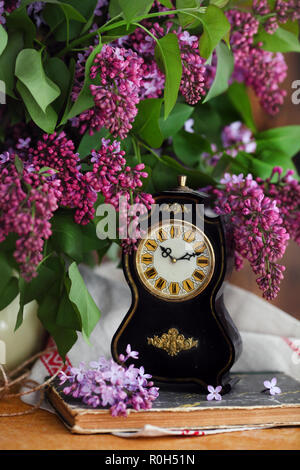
147;328;199;356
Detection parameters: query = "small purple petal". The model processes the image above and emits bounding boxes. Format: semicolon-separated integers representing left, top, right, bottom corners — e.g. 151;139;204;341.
207;385;215;393
264;380;272;389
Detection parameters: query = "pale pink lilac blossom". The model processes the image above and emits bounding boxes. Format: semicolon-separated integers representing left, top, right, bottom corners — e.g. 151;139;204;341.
263;377;281;395
58;345;159;417
206;385;222;401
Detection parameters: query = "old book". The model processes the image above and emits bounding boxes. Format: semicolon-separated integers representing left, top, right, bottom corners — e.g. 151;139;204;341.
46;372;300;434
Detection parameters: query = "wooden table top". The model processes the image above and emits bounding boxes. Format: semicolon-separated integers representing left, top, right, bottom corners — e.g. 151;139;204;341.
0;397;299;450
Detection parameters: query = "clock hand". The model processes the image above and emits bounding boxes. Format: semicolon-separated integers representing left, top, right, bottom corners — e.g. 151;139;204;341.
160;246;177;263
176;252;198;261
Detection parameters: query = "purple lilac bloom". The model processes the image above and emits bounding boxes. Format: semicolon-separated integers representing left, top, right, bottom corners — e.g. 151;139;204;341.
257;167;300;246
0;152;61;280
253;1;300;33
212;173;289;300
263;377;281;395
207;385;222;401
221;121;257;157
27;132;98;225
94;0;108;16
27;2;45;28
0;151;10;164
16;137;31;150
226;8;287;115
71;45;144;139
84;138;154;252
202;122;256;167
58;345;159;417
0;1;5;25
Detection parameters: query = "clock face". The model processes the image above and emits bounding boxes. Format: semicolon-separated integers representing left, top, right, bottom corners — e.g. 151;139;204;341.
135;220;215;301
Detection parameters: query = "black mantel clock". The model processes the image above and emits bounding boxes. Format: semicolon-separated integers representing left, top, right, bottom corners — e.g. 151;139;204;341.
111;176;242;393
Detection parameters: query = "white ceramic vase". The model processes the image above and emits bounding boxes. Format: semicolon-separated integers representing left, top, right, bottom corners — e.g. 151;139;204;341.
0;295;46;371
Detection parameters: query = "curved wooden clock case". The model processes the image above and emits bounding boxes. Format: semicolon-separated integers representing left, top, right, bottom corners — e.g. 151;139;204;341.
111;181;242;393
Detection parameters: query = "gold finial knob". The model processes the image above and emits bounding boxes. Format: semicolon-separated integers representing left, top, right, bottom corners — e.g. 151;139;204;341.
178;175;187;187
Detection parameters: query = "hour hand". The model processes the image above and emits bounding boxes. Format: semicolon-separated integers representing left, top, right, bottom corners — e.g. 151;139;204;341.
160;246;177;263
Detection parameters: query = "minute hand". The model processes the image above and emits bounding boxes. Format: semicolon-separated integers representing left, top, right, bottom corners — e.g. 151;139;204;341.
176;252;197;261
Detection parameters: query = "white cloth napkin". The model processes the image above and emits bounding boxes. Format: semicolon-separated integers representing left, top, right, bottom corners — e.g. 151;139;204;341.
21;262;300;436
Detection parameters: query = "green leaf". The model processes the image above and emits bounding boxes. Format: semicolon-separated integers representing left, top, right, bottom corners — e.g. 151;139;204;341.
6;7;36;48
0;30;23;98
0;253;13;293
229;151;276;180
80;222;111;253
15;49;60;113
56;287;82;331
151;154;215;191
16;80;58;133
211;153;232;179
0;278;19;311
0;25;8;57
15;257;62;330
66;41;103;123
173;129;211;166
203;41;234;103
176;0;202;29
155;33;182;119
51;212;83;262
102;24;137;43
227;81;256;133
38;289;77;360
210;0;229;6
198;5;230;59
59;3;87;23
159;102;194;138
159;0;173;7
77;127;111;158
118;0;153;23
132;98;163;148
68;262;101;339
256;126;300;160
255;25;300;53
44;57;71;115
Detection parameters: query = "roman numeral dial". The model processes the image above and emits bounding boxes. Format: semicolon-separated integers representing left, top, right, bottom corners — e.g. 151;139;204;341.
136;221;215;301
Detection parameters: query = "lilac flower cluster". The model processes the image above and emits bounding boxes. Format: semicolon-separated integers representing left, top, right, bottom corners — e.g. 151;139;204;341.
177;30;208;105
118;21;166;100
253;1;300;34
0;152;61;280
257;167;300;246
128;24;209;105
202;121;256;166
58;345;159;416
226;8;287;115
71;45;144;139
27;2;45;28
222;121;257;156
213;173;290;300
85;138;155;252
28;132;97;225
0;1;5;25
